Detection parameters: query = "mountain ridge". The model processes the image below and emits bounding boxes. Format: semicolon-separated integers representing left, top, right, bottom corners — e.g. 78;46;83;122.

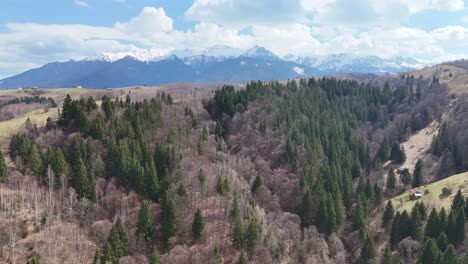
0;46;425;89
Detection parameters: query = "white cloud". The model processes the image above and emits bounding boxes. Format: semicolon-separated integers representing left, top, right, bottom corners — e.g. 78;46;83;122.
74;0;89;8
115;7;173;36
185;0;307;28
463;16;468;23
0;4;467;78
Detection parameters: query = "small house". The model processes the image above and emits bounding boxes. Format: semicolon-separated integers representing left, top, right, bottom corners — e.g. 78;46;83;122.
409;189;422;200
397;167;406;174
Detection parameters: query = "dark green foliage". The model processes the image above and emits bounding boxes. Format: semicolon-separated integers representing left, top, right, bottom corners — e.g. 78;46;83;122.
198;168;206;188
297;191;313;228
390;212;401;247
419;238;441;264
454;209;465;245
378;138;390;161
214;244;223;264
412;159;423;187
149;247;160;264
390;143;406;163
192;208;204;239
232;214;244;250
0;150;7;181
387;168;396;189
382;200;394;228
103;218;128;264
352;198;366;231
245;222;258;255
382;245;392;264
236;251;247;264
400;168;411;186
441;244;458;264
251;175;263;193
436;232;448;252
216;175;230;195
357;235;376;264
92;248;102;264
29;142;44;178
177;183;187;197
451;189;465;213
425;209;440;239
136;200;155;245
161;195;178;244
373;183;382;204
410;204;424;240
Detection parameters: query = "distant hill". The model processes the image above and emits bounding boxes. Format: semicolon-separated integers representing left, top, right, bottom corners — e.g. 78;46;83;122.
0;46;424;89
408;61;468;93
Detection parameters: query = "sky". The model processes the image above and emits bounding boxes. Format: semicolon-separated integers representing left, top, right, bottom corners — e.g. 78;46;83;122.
0;0;467;79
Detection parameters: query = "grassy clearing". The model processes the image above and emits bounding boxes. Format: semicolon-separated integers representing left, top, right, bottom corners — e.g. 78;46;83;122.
0;107;58;138
410;65;468;94
389;171;468;212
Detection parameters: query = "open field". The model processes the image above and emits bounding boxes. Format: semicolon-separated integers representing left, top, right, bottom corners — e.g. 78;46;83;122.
410;65;468;93
389;171;468;213
0;107;58;138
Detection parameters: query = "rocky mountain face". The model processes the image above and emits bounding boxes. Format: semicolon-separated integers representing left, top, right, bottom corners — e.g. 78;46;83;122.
0;46;424;89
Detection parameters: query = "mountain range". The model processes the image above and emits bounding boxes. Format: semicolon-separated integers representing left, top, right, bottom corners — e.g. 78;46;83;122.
0;46;425;89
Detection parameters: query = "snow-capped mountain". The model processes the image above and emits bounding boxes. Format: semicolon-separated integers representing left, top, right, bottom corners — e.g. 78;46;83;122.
284;53;424;74
0;45;425;89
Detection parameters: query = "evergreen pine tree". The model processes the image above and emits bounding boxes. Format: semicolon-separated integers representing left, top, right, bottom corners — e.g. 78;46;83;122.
214;244;223;264
352;198;366;231
390;212;401;247
236;251;247;264
378;138;390;161
316;196;329;233
136;200;155;245
436;232;448;252
251;175;263;193
29;142;43;177
192;208;204;239
425;208;440;239
297;191;313;228
382;200;394;228
161;195;178;244
387;168;396;190
412;159;423;187
92;248;102;264
0;150;7;181
357;235;376;264
245;222;258;255
439;208;448;235
455;209;465;245
441;244;458;264
452;189;465;213
177;183;187;197
419;238;441;264
232;214;244;250
149;247;160;264
382;245;392;264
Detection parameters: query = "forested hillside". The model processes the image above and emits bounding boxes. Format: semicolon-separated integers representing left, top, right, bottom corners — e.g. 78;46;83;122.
2;73;468;264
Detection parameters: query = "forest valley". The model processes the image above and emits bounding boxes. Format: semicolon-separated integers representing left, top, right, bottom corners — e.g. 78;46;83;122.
0;70;468;264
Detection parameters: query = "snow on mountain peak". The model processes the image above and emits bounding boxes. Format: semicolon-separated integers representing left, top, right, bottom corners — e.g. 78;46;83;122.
89;48;171;62
242;46;279;59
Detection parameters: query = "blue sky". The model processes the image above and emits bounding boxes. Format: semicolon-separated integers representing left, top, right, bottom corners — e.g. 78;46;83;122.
0;0;467;78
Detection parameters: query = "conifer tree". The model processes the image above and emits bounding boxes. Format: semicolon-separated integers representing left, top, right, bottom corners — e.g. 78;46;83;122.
149;247;160;264
29;142;43;177
75;158;91;199
92;248;102;264
352;198;366;231
441;244;458;264
382;200;394;228
425;208;440;239
0;150;7;181
232;214;244;250
136;200;155;245
357;235;376;264
177;183;187;197
419;238;440;264
198;168;206;189
452;189;465;213
316;196;329;234
297;191;313;228
378;138;390;161
192;208;204;239
387;168;396;190
436;232;448;252
382;245;392;264
439;208;448;235
412;159;423;187
455;209;465;245
236;251;247;264
245;222;258;255
161;195;178;244
251;175;263;193
214;244;223;264
390;212;401;247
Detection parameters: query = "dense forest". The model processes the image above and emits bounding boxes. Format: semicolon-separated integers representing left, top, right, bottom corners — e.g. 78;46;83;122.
2;74;468;263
